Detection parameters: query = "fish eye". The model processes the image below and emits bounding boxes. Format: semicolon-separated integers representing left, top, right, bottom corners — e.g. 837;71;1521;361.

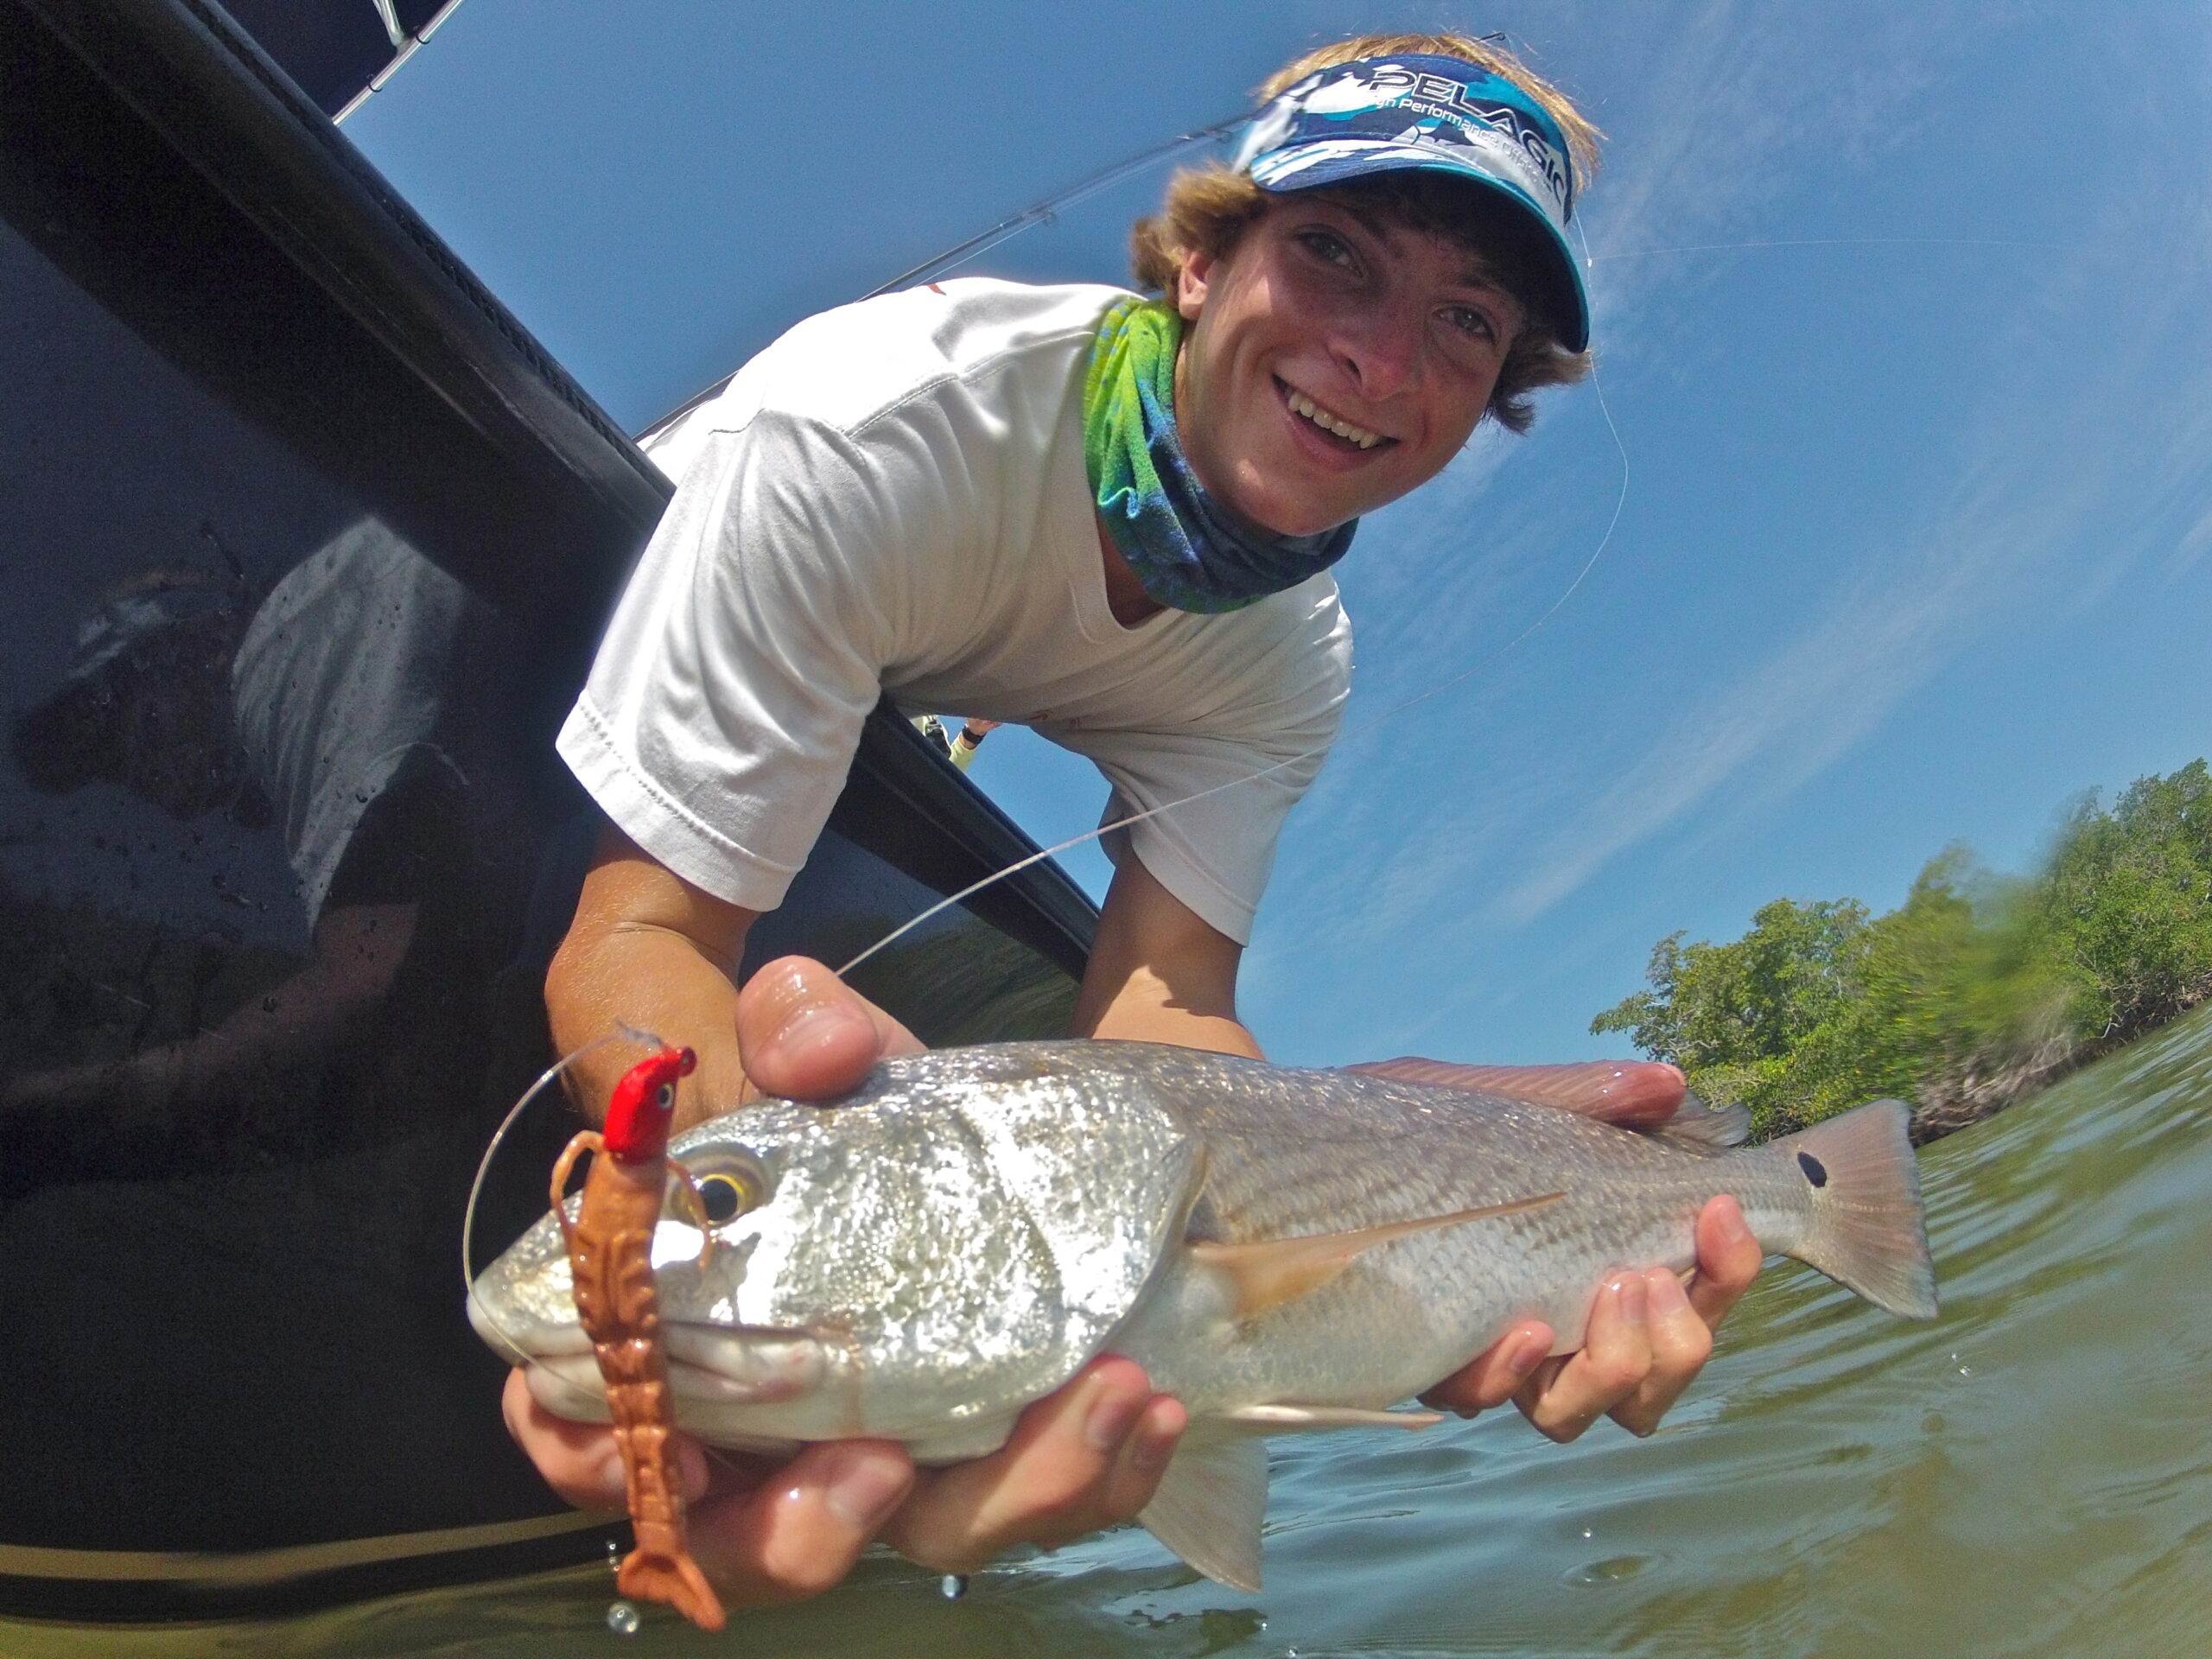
696;1167;764;1226
654;1082;675;1111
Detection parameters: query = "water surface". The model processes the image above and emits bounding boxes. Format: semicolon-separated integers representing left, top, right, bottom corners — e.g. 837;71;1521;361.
19;1007;2212;1657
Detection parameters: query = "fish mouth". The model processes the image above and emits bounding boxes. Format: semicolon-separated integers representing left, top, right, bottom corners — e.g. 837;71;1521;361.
467;1286;571;1369
489;1309;832;1417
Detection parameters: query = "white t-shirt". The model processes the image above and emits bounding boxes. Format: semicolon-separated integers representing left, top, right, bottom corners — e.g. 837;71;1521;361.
232;519;469;926
557;278;1352;944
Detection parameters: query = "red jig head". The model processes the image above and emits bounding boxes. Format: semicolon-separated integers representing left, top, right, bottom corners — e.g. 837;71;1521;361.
601;1046;697;1164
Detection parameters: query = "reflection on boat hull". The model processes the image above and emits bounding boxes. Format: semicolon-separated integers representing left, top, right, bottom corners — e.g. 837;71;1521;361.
0;0;1092;1619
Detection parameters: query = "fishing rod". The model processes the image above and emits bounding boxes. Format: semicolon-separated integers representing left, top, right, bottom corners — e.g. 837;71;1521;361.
857;115;1249;301
635;115;1246;448
463;115;1253;1290
462;117;1637;1271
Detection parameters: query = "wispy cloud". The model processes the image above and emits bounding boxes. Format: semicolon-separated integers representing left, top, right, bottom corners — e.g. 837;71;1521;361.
1268;3;1978;934
1249;2;2212;1052
1499;468;2089;922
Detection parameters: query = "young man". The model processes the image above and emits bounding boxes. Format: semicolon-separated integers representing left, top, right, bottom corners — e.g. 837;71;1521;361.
509;33;1763;1605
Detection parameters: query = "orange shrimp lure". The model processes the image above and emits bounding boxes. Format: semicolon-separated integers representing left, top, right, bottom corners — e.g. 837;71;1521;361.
550;1046;726;1633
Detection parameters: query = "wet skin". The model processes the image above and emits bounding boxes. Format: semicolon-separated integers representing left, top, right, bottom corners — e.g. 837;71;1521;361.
1097;194;1529;625
1172;194;1528;537
506;960;1760;1603
517;204;1760;1605
1155;201;1762;1435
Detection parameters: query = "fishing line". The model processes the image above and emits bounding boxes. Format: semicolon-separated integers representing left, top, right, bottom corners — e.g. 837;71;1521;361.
466;123;1642;1287
448;109;2094;1507
461;1024;663;1351
1586;235;2082;263
857;117;1246;301
841;231;2107;976
836;225;1634;980
461;123;1263;1300
845;229;2062;974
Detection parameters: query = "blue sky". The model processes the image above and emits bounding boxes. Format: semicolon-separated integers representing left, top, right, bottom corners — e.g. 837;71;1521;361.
350;2;2212;1068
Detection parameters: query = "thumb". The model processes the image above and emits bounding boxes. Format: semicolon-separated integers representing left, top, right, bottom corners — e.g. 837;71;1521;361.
735;956;919;1101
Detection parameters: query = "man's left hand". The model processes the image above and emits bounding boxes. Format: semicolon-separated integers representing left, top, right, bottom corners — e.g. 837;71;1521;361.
1418;1194;1762;1438
1366;1056;1764;1438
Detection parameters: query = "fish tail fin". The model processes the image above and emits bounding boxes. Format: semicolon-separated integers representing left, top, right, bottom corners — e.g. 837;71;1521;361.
618;1544;727;1632
1772;1099;1938;1320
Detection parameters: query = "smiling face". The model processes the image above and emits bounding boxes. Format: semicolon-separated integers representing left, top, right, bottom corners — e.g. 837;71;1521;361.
1172;191;1527;538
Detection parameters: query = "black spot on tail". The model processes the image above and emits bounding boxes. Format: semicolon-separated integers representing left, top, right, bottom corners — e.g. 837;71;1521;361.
1796;1151;1829;1188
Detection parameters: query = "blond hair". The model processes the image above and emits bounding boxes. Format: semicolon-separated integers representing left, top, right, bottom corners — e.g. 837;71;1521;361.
1130;33;1602;432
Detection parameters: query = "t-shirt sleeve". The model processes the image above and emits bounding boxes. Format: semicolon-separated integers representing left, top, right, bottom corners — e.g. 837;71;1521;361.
556;408;939;912
1060;604;1350;945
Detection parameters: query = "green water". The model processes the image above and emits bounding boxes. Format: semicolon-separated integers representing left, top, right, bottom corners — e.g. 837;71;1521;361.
21;1007;2212;1657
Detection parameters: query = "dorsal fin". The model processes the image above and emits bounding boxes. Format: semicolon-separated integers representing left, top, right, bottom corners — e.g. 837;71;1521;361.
1343;1057;1746;1145
1343;1058;1685;1129
1654;1090;1751;1148
1189;1193;1563;1319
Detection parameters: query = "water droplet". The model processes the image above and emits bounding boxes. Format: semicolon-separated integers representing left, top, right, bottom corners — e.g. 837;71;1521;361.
1565;1555;1652;1586
605;1601;641;1635
605;1540;623;1576
939;1573;969;1600
1580;1527;1594;1539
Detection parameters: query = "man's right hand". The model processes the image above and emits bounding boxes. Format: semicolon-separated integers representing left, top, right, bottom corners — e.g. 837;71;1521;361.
727;954;923;1099
505;951;1185;1607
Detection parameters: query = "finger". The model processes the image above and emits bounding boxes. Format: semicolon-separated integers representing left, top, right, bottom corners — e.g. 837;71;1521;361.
1094;1395;1187;1522
1515;1276;1656;1443
686;1440;915;1606
736;956;925;1102
880;1356;1175;1574
1607;1266;1714;1437
501;1367;707;1511
1419;1321;1553;1416
1685;1194;1764;1330
881;1357;1160;1573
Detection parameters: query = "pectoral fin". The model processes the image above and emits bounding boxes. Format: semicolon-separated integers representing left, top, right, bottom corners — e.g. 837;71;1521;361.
1188;1193;1564;1319
1139;1432;1268;1592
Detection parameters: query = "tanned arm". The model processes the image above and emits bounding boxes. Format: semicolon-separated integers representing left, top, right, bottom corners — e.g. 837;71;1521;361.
544;823;916;1128
1070;856;1262;1058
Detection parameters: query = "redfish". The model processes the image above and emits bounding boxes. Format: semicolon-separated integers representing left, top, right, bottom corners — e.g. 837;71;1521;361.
473;1041;1935;1591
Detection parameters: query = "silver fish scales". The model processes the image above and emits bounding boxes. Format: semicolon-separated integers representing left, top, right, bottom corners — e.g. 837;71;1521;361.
473;1040;1936;1590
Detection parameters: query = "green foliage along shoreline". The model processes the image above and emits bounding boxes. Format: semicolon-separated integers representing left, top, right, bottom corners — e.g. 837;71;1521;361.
1592;760;2212;1143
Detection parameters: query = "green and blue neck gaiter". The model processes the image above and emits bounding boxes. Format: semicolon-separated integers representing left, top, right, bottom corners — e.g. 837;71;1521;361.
1083;296;1355;615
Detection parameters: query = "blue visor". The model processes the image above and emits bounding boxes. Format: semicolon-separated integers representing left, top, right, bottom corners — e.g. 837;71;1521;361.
1232;54;1590;352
